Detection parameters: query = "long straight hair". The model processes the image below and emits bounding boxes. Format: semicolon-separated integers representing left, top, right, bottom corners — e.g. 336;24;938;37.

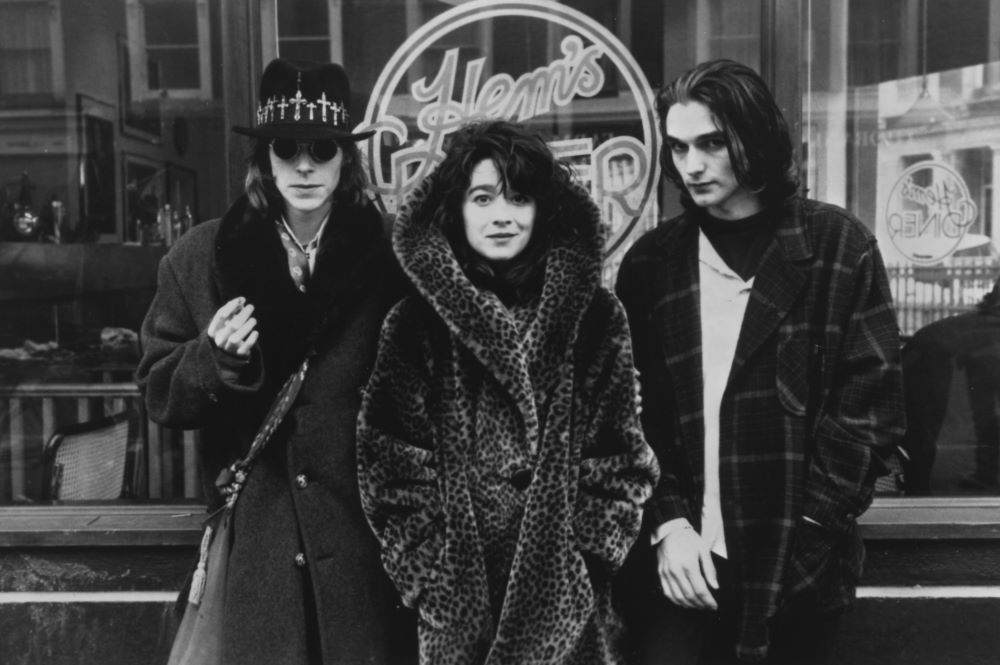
243;137;370;217
656;59;800;209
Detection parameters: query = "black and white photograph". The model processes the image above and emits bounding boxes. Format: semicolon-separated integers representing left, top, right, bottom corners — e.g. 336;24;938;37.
0;2;998;664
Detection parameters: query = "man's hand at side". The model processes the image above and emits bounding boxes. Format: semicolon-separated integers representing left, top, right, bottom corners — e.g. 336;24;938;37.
656;526;719;610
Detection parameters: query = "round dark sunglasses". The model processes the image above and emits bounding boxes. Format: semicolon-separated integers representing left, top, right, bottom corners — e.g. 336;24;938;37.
270;138;340;163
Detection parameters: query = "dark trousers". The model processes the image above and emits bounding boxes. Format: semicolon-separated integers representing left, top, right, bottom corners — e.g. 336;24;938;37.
623;554;841;665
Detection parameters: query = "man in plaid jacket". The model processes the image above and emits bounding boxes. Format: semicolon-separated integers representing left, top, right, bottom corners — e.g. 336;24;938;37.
615;60;906;664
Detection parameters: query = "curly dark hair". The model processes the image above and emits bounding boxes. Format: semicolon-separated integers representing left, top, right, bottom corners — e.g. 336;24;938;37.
243;137;370;217
656;59;800;209
422;120;582;303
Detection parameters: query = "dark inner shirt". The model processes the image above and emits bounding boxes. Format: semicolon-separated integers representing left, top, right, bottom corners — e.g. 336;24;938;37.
696;208;777;281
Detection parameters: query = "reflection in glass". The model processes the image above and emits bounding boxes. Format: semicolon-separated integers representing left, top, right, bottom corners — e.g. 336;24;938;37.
805;0;1000;496
1;0;223;506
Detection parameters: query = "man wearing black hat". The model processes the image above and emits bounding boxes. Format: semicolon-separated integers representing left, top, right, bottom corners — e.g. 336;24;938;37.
137;58;416;665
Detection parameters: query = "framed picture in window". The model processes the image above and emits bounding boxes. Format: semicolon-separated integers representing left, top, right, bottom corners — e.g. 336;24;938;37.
75;94;118;242
117;34;162;143
122;153;165;244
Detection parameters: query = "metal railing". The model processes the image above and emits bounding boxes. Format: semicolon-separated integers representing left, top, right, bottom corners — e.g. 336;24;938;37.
887;264;998;336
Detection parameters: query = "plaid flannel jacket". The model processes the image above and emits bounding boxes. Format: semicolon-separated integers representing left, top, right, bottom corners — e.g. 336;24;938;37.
615;196;906;661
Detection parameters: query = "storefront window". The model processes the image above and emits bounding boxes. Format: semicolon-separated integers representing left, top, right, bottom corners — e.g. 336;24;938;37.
1;0;761;509
804;0;1000;496
0;0;228;505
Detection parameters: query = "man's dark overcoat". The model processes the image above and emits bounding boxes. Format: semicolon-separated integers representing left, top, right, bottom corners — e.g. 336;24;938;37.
614;196;906;661
136;195;416;665
357;178;660;665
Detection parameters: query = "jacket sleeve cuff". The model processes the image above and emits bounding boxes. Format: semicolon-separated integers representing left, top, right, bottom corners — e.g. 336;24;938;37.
644;493;691;532
209;337;263;392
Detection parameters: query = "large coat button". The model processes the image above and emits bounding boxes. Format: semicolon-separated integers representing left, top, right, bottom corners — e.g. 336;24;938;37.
510;468;533;490
294;552;306;567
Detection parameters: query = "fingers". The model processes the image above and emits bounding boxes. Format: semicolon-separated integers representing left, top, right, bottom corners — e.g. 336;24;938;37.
702;547;719;591
656;529;719;611
208;297;245;336
208;297;259;356
235;330;259;357
697;548;719;610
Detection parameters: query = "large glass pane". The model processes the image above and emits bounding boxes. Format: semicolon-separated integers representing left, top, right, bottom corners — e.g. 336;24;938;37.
804;0;1000;496
0;0;228;505
274;0;758;283
1;0;763;507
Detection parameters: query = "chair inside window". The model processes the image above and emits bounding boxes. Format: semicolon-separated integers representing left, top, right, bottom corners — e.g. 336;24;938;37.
43;411;132;501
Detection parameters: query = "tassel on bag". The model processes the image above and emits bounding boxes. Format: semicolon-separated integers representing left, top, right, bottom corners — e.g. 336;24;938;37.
188;524;214;606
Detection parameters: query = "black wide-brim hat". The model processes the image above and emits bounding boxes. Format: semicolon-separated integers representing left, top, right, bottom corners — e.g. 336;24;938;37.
232;58;375;141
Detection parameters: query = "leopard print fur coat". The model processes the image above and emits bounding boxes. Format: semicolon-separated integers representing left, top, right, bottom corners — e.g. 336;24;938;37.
358;175;659;665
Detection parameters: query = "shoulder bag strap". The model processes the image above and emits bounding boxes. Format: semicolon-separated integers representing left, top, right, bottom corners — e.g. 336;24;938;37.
217;358;309;508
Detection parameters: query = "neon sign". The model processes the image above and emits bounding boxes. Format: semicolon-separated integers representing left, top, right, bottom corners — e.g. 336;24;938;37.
885;161;979;264
356;0;660;258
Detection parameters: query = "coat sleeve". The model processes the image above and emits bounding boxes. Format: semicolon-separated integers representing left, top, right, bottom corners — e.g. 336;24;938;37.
572;291;660;572
357;300;444;609
804;238;906;532
135;249;263;428
614;248;692;530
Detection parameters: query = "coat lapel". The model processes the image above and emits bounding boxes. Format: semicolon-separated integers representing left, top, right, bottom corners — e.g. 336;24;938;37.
731;199;812;376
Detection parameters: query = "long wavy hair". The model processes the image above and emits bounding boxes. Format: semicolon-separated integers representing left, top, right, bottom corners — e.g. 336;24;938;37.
656;59;800;209
243;137;370;217
423;120;582;303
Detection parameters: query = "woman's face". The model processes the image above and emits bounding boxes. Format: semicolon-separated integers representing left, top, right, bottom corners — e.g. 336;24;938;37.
269;139;343;221
462;159;536;264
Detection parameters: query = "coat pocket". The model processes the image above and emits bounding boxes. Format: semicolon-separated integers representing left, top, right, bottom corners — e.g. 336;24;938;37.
784;520;839;596
782;519;863;612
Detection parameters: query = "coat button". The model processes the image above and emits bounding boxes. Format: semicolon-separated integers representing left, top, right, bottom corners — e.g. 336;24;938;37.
294;552;306;567
510;469;533;490
295;474;308;489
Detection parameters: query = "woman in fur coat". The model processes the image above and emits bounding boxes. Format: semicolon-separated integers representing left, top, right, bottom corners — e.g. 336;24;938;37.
136;59;415;665
357;120;659;665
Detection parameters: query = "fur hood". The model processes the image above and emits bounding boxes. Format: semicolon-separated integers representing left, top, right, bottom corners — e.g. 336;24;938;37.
392;176;607;437
393;174;606;306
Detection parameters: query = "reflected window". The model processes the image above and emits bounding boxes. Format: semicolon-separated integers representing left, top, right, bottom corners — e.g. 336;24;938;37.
277;0;335;62
126;0;212;99
0;0;61;100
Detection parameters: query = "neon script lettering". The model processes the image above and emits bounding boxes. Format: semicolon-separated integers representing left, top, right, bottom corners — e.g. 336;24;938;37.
382;36;605;192
893;175;976;240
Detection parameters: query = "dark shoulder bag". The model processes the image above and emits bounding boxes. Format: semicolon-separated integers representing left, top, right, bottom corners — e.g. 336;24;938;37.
166;359;309;665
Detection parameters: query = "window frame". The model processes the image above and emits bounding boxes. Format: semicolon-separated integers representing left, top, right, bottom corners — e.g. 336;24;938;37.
125;0;213;101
